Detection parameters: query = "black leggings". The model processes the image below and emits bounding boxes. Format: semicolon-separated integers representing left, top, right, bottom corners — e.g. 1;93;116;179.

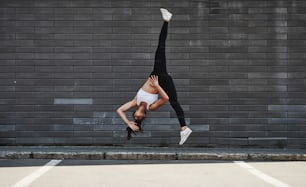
150;22;186;127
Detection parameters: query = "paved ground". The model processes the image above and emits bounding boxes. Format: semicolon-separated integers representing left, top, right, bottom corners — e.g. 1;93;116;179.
1;159;306;187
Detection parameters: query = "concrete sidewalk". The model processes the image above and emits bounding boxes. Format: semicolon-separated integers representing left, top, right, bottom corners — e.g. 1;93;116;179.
0;146;306;161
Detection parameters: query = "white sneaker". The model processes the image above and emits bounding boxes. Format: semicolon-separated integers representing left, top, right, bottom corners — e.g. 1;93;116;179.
160;8;172;22
179;127;192;145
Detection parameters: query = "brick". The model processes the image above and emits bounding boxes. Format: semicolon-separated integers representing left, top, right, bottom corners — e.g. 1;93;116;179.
0;125;15;131
16;137;54;144
73;118;112;125
54;137;92;145
75;131;112;137
268;105;306;111
113;131;151;138
93;112;116;118
190;125;210;131
54;98;93;105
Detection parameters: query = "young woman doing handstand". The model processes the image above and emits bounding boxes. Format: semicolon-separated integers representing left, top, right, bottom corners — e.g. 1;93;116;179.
117;8;192;145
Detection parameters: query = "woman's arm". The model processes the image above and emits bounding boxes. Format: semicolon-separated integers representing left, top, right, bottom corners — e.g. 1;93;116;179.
149;75;169;111
116;97;139;131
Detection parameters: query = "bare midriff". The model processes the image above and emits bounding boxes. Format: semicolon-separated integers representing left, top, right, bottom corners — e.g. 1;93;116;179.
141;77;159;94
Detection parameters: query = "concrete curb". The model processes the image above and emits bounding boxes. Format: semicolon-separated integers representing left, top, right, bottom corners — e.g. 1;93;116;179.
248;153;306;161
105;152;177;160
1;147;306;161
177;152;249;160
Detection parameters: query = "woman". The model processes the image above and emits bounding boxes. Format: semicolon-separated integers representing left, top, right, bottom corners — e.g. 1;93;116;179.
117;8;192;145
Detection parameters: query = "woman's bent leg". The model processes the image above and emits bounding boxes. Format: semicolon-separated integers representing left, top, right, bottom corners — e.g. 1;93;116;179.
159;75;187;127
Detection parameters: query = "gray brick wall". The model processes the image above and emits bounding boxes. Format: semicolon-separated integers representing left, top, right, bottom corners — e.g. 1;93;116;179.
1;0;306;148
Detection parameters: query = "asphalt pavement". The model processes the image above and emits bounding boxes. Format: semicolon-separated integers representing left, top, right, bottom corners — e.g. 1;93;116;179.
1;159;306;187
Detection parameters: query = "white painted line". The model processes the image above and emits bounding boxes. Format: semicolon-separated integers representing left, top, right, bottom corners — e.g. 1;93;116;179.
11;159;62;187
234;161;291;187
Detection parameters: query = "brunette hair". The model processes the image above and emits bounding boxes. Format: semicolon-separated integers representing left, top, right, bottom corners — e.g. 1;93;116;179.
126;112;145;140
132;110;146;131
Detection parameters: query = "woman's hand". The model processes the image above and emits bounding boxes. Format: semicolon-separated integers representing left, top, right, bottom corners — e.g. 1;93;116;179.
127;121;140;131
149;75;159;87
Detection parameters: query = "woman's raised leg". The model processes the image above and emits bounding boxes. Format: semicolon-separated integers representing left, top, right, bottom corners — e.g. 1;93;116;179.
151;21;168;75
